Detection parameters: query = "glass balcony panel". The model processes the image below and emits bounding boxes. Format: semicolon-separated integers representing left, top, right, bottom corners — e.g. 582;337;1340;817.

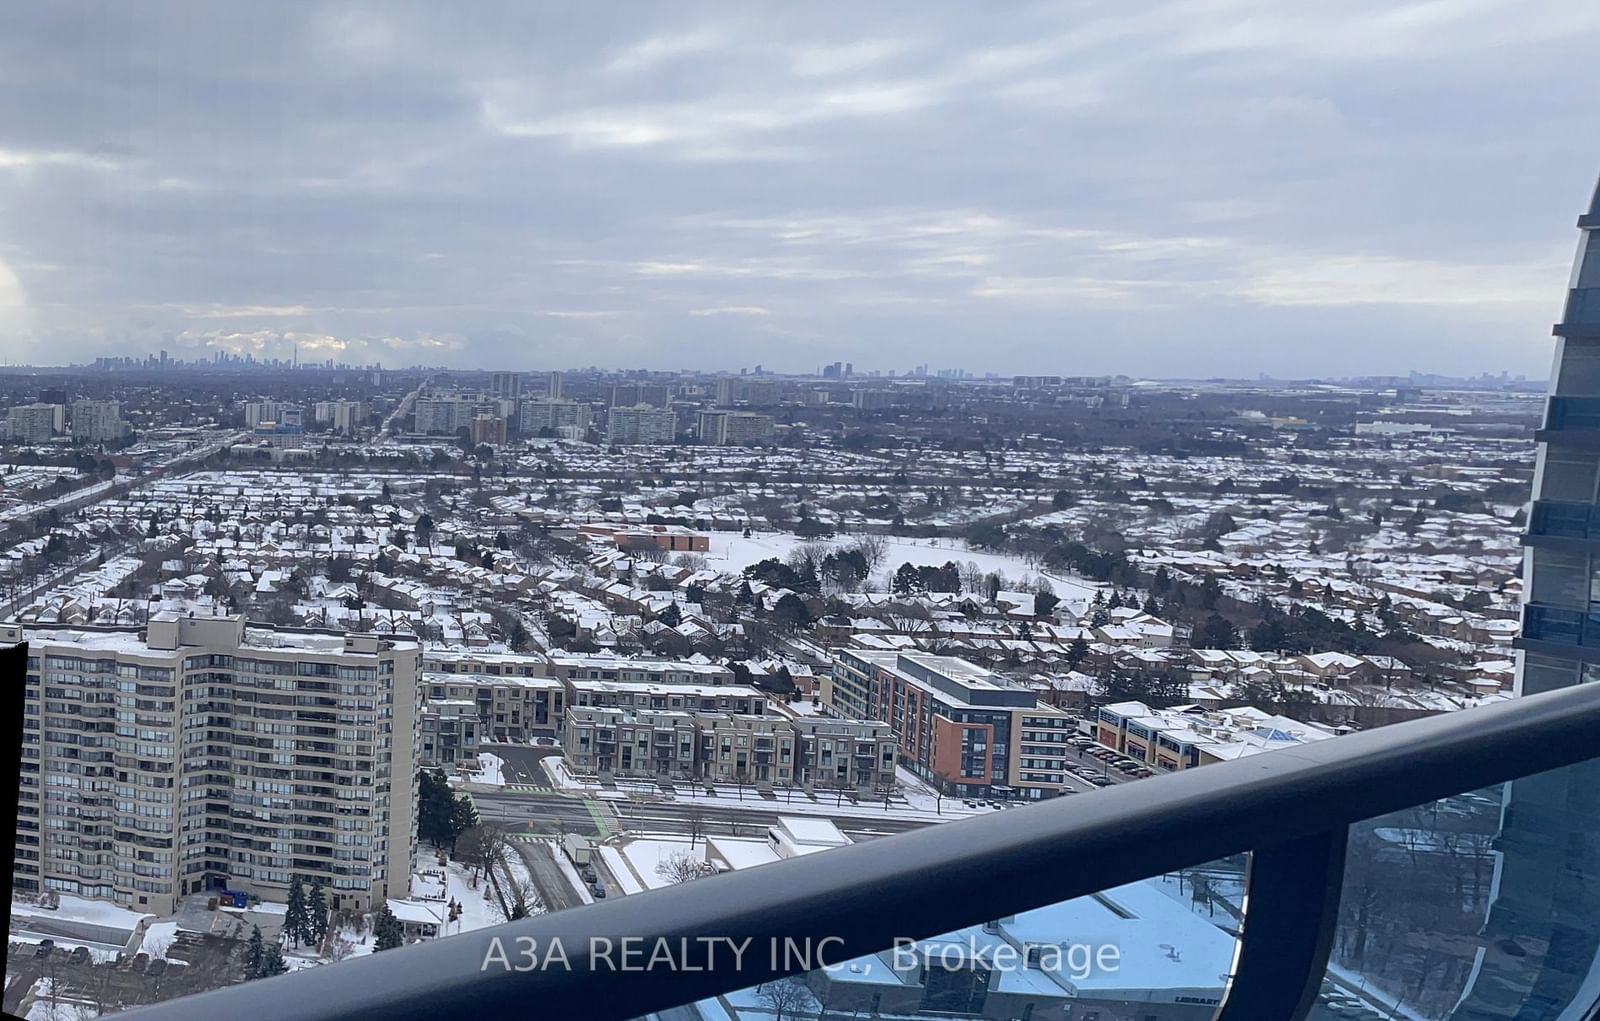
1526;605;1585;645
1312;761;1600;1021
1532;501;1592;539
638;855;1248;1021
1547;397;1600;431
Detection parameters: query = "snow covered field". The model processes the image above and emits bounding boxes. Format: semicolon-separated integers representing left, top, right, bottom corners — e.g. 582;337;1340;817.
701;531;1101;607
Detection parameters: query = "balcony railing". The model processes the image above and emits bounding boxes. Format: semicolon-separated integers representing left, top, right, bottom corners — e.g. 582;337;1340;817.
1523;602;1596;646
1546;395;1600;432
104;680;1600;1021
1528;499;1600;541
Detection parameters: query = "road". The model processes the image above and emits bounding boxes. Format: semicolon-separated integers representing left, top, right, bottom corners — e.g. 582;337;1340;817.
474;789;938;843
513;838;589;913
384;377;430;433
481;742;562;788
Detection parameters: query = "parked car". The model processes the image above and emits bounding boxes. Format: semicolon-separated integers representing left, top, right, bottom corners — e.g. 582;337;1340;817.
1089;775;1115;786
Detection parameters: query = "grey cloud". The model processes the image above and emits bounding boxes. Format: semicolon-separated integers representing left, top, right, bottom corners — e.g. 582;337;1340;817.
0;0;1595;376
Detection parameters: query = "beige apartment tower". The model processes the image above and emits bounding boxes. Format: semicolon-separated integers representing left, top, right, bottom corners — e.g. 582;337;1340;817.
8;613;420;916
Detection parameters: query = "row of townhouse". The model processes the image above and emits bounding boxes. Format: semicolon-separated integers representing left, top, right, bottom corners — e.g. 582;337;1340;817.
417;650;747;763
563;706;896;791
828;650;1077;800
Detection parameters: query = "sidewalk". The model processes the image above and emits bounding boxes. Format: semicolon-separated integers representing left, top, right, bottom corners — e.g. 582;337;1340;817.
537;756;1002;824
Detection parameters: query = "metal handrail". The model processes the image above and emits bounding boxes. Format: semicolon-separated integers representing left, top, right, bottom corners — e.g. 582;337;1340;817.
117;680;1600;1021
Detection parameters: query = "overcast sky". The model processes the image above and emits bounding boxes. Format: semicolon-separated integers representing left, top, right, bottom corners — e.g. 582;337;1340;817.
1;1;1598;378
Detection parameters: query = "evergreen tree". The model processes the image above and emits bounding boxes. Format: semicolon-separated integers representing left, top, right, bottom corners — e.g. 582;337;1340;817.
373;906;404;951
259;942;289;977
307;881;328;947
284;876;307;948
449;794;479;852
1066;636;1090;669
246;925;265;977
1151;566;1171;595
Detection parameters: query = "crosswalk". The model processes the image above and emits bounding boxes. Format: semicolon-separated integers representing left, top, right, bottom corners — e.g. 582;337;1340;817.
503;783;544;793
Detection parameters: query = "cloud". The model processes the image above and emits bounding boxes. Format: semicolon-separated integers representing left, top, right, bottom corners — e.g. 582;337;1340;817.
0;0;1595;376
608;30;728;74
688;306;769;317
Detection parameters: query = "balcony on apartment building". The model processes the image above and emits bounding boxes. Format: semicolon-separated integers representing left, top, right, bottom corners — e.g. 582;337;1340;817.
102;678;1600;1021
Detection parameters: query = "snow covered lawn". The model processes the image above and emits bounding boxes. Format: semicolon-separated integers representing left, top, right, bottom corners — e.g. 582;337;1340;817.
615;836;703;892
464;752;507;787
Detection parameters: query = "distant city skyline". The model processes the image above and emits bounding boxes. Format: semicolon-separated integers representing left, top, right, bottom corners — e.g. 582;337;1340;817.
3;3;1599;377
0;349;1548;387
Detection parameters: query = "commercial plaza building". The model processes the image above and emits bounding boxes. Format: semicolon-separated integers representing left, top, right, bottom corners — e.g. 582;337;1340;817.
1093;700;1335;770
830;650;1075;799
8;614;421;916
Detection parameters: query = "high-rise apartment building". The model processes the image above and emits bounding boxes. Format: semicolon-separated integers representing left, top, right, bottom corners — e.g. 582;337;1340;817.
697;410;775;446
243;401;302;429
609;383;672;408
413;396;494;436
520;398;592;435
70;400;129;443
6;403;64;443
469;414;506;446
606;405;677;445
490;372;523;399
1469;175;1600;1014
313;400;366;435
8;614;421;916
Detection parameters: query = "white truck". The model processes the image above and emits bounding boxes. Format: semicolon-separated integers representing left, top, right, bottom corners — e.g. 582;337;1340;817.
562;833;593;867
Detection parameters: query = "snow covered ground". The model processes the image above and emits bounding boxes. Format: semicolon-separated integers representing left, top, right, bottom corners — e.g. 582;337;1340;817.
542;756;584;790
139;920;182;960
701;531;1101;606
560;767;1001;823
16;893;152;931
597;846;648;896
464;752;507;787
615;836;702;892
411;853;506;936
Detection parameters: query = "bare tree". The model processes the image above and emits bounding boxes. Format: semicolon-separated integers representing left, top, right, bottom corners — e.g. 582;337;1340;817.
686;806;707;846
852;535;889;574
757;976;819;1020
328;936;358;963
654;849;712;885
497;860;544;920
456;824;511;884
